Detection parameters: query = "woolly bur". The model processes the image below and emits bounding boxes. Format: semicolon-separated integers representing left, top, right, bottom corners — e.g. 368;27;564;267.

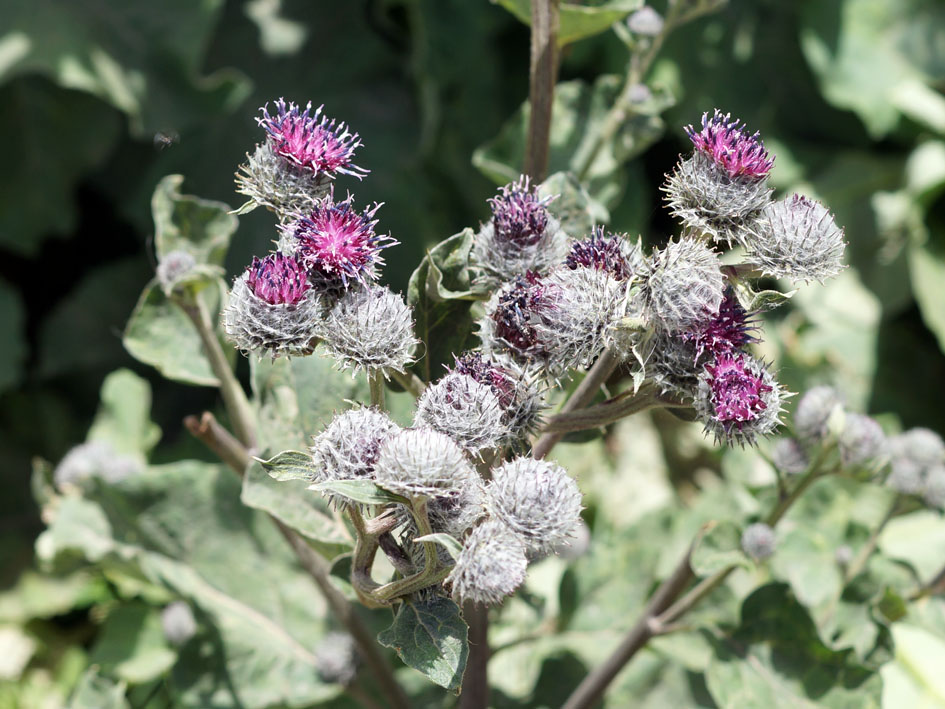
415;372;505;454
446;519;528;605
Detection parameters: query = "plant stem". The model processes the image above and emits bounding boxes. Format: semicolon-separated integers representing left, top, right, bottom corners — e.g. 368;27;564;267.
369;370;386;410
532;348;620;459
459;602;491;709
186;411;410;709
541;385;687;434
843;495;900;585
390;368;426;398
524;0;559;181
177;294;257;449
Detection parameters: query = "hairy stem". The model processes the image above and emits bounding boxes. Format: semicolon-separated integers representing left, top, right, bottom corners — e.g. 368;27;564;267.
390;368;426;398
459;602;491;709
542;385;688;434
524;0;559;181
369;370;386;410
843;495;901;585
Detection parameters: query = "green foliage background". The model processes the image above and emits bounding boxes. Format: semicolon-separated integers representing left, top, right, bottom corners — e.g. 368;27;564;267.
2;0;945;706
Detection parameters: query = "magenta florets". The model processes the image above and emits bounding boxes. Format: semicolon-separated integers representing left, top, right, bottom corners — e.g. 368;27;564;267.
491;272;549;357
704;354;772;426
565;227;633;281
247;253;311;305
258;99;368;179
453;352;516;409
681;289;758;362
685;110;773;179
489;176;554;246
292;192;396;289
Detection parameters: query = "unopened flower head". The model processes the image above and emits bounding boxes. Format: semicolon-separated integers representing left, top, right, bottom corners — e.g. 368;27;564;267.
375;428;476;498
235;141;330;221
794;386;844;443
887;460;924;496
314;632;360;686
924;466;945;509
696;354;784;446
415;373;505;454
648;333;702;399
741;522;776;561
291;191;396;291
257;99;367;179
685;110;773;179
447;519;528;606
156;249;196;294
480;272;550;362
746;195;846;283
54;441;142;491
641;237;725;334
223;257;327;359
839;413;885;466
161;601;197;646
310;407;401;493
565;227;643;282
771;437;809;476
321;285;418;375
834;544;854;566
487;457;583;555
490;176;553;246
680;288;758;363
886;428;945;471
627;6;664;35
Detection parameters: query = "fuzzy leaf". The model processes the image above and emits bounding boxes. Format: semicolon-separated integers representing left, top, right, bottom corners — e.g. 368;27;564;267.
86;369;161;461
88;603;176;684
494;0;643;47
151;174;238;266
68;669;129;709
310;480;403;506
690;521;750;576
257;450;316;482
413;533;464;562
377;596;468;691
909;242;945;355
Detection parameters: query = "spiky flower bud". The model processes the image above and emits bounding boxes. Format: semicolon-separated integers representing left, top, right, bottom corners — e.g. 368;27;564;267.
924;466;945;509
839;413;885;466
741;522;776;561
290;191;396;292
223;254;326;358
161;601;197;646
641;237;724;334
479;272;550;362
565;227;643;281
794;386;844;443
680;288;758;362
834;544;854;566
471;176;569;285
310;407;401;492
235;142;329;221
627;6;664;35
53;441;142;491
375;429;475;499
887;428;945;470
415;373;505;454
447;519;528;606
695;354;784;446
156;249;196;294
321;285;418;375
487;458;583;555
314;632;360;686
746;195;846;283
771;437;809;475
257;99;367;179
887;460;924;496
648;333;702;398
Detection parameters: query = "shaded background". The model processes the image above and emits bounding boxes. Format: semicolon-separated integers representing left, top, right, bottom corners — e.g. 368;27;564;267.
2;0;944;642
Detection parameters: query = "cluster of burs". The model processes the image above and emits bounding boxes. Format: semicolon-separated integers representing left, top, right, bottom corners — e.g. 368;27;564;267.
208;101;851;606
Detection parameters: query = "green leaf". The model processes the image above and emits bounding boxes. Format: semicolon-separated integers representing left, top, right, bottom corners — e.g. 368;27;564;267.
879;510;945;579
67;668;129;709
731;278;796;312
882;623;945;708
123;277;225;387
311;480;403;506
768;526;843;609
377;596;468;691
413;533;463;561
690;521;750;576
909;242;945;355
0;571;105;623
539;171;609;238
494;0;643;47
88;603;176;684
151;174;238;266
0;277;25;393
257;450;316;482
86;369;161;461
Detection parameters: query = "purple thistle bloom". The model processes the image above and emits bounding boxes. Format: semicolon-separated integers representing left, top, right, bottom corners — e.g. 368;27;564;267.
246;253;311;306
681;288;758;362
491;272;549;357
489;176;554;246
685;110;773;179
292;191;396;290
453;352;517;409
704;354;773;427
565;227;634;281
258;99;368;179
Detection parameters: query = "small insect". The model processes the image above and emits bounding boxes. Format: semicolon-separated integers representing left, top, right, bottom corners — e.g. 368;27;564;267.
153;131;180;150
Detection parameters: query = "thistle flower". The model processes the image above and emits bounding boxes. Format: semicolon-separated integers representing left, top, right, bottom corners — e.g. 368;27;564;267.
771;437;809;476
487;458;583;555
680;288;758;362
794;386;844;443
290;192;396;292
161;601;197;646
924;466;945;509
53;441;142;491
415;373;505;454
447;519;528;605
686;110;773;179
309;407;401;496
746;195;846;283
886;428;945;470
641;237;725;334
647;333;702;399
471;176;569;285
741;522;776;561
375;428;476;499
838;413;885;466
223;254;327;359
257;99;367;179
235;141;330;221
695;354;784;446
565;227;644;282
314;632;360;686
886;460;924;496
156;249;196;295
479;272;550;362
321;285;418;375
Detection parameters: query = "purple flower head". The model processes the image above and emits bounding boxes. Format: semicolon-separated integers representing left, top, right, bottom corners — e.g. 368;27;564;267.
491;272;549;358
681;288;758;362
704;354;773;427
565;227;634;281
685;110;773;179
453;352;517;409
258;99;368;179
291;191;396;290
489;176;555;247
246;252;311;305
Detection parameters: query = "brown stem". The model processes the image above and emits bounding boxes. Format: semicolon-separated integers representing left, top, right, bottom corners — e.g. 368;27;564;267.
186;412;409;709
541;386;688;434
458;602;491;709
843;495;900;585
523;0;559;181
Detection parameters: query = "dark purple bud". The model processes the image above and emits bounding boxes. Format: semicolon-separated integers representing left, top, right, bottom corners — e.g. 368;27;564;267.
453;352;517;409
246;253;311;305
681;288;759;362
565;227;637;281
685;110;773;179
704;354;773;427
490;272;549;358
489;176;554;247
